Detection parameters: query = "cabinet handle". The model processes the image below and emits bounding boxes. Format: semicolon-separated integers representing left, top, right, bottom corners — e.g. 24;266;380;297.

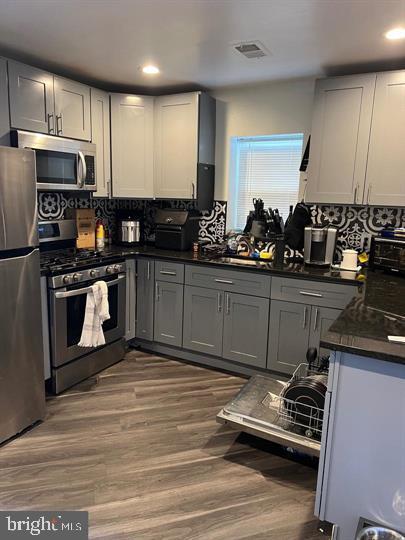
160;270;176;276
299;291;323;298
217;292;222;313
47;113;54;133
215;278;234;284
155;282;159;301
314;308;319;331
367;184;372;205
226;293;230;315
192;183;195;199
56;114;63;134
147;261;151;280
303;306;308;329
354;183;359;204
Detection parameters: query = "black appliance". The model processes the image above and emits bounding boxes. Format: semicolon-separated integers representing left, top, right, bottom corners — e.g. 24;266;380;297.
369;235;405;274
284;203;312;251
154;209;200;251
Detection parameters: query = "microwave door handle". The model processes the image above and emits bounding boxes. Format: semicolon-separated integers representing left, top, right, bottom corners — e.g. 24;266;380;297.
54;275;125;299
78;151;87;188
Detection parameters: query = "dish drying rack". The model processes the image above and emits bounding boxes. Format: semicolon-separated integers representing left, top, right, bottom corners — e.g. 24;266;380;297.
262;351;329;440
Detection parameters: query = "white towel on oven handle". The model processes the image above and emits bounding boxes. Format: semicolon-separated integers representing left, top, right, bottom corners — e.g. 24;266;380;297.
78;280;110;348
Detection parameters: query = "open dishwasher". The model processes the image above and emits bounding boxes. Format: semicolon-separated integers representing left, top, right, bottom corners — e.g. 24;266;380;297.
217;349;329;457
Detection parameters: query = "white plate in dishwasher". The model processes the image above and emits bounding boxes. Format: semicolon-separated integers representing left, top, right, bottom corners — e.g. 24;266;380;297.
216;374;321;457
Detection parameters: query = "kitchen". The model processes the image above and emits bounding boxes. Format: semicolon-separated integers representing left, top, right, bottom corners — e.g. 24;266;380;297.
1;1;405;539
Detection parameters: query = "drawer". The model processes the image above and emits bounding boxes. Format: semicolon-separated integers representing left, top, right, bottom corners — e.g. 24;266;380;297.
185;265;271;297
271;277;357;309
155;260;184;283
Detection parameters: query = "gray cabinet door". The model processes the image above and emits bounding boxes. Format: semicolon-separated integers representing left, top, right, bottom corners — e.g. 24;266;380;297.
91;88;111;198
135;259;154;341
223;293;269;368
307;74;376;204
183;285;223;356
8;60;55;134
267;300;310;375
110;94;154;198
54;76;91;140
154;92;199;199
154;281;184;347
309;306;341;356
0;58;9;145
125;259;136;341
365;70;405;206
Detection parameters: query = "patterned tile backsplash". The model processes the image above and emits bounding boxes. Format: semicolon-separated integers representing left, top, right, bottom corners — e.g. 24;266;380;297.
311;205;405;259
37;192;227;243
37;192;405;259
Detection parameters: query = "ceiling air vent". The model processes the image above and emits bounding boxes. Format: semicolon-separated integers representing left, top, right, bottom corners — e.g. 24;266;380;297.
234;41;268;59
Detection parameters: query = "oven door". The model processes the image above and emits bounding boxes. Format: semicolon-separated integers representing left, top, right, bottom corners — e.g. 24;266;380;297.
49;274;126;367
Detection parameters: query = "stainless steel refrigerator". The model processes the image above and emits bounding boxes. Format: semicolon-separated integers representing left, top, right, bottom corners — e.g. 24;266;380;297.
0;146;45;444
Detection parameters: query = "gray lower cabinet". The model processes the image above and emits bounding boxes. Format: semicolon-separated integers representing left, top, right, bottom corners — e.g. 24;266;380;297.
154;281;184;347
183;285;224;356
136;259;154;341
309;306;341;355
223;293;269;368
268;301;342;375
267;300;311;375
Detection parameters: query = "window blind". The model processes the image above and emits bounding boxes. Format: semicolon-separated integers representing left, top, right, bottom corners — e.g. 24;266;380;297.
231;133;304;230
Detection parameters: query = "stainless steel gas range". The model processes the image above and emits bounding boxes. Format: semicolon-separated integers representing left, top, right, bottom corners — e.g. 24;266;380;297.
40;220;126;394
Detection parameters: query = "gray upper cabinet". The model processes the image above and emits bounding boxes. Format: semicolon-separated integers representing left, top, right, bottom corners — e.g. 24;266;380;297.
183;285;224;356
8;60;55;134
154;92;199;199
154;281;183;347
91;88;111;197
154;92;215;207
54;76;91;141
110;93;154;198
364;71;405;207
268;300;310;375
307;74;376;204
309;306;341;356
0;58;9;145
136;259;154;341
223;293;269;368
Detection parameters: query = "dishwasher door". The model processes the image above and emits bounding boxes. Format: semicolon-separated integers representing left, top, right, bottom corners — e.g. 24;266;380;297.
217;374;321;457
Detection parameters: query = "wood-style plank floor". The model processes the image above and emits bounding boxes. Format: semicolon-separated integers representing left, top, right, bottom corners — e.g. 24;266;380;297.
0;350;325;539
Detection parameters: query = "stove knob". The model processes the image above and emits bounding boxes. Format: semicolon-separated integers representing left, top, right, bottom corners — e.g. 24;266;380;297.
113;264;122;272
72;273;83;282
89;269;99;278
106;265;114;274
62;275;73;285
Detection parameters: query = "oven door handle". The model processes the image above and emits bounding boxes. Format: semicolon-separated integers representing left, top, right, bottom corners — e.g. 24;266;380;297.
54;275;125;299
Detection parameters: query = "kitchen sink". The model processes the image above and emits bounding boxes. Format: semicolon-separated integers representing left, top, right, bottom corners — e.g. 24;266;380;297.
216;256;270;267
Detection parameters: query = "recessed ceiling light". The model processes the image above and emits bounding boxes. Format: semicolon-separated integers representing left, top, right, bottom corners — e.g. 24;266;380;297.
142;65;160;75
385;27;405;40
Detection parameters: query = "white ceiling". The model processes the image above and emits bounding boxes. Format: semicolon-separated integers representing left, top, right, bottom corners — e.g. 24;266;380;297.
0;0;405;92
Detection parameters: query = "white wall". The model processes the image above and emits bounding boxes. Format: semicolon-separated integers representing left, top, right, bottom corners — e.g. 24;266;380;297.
211;77;316;218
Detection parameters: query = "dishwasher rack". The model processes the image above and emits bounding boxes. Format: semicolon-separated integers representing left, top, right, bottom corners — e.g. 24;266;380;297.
217;359;329;456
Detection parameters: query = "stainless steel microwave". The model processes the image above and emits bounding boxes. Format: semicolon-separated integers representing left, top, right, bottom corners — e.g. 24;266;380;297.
11;130;96;191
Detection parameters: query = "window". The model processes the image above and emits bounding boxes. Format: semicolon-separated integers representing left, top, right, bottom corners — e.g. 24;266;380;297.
229;133;304;230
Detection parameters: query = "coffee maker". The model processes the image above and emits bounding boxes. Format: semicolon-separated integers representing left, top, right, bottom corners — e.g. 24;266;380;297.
304;226;337;266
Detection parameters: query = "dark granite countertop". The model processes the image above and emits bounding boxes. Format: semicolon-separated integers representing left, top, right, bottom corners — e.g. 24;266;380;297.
95;244;364;285
321;272;405;364
40;243;405;364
